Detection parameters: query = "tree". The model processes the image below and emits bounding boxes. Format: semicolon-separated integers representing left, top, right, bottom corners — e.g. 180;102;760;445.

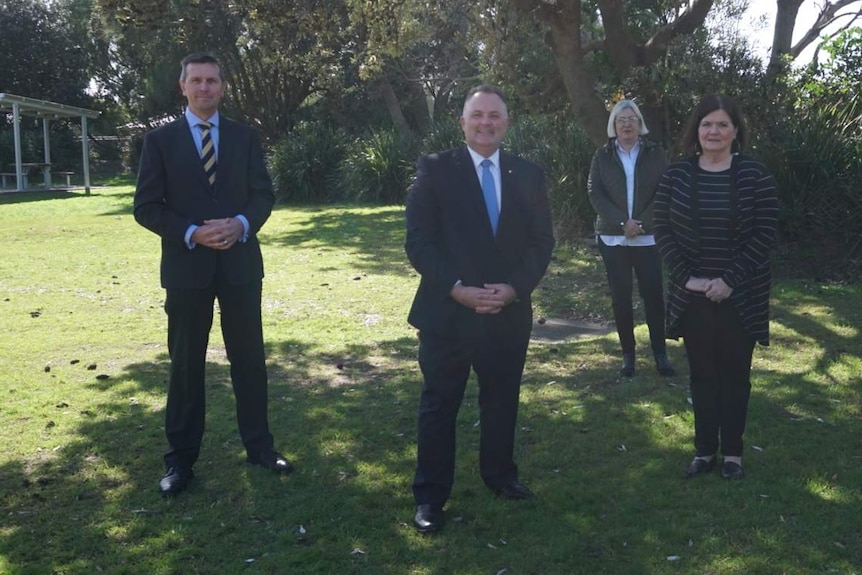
94;0;353;141
507;0;715;145
769;0;862;73
344;0;482;138
0;0;92;106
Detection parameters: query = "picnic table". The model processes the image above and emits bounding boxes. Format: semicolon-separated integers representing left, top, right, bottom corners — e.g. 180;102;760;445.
0;163;74;190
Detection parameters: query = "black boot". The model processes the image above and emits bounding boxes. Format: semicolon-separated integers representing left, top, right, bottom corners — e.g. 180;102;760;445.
654;353;675;377
620;352;635;377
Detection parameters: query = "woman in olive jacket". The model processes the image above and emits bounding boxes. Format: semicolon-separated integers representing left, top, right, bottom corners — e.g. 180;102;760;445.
588;99;675;378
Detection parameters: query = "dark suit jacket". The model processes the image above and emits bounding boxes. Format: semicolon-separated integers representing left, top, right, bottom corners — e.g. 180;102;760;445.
134;116;275;289
405;146;555;342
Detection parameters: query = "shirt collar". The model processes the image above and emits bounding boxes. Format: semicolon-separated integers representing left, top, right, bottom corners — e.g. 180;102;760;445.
185;108;220;128
466;146;501;169
614;138;640;156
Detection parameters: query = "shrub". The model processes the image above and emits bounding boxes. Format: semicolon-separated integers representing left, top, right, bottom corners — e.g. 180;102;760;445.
505;116;596;242
419;119;463;155
269;121;347;203
339;128;418;204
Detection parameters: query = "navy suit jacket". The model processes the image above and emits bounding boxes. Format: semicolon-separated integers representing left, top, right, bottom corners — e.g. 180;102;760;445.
405;146;555;342
134;116;275;289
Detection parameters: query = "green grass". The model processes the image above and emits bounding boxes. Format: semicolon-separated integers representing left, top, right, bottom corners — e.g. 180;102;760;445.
1;186;860;574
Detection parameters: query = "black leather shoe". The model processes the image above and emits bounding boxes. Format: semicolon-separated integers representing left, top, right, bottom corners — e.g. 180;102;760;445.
247;449;294;474
159;466;193;496
620;353;635;377
721;461;744;479
413;504;443;533
655;353;676;377
683;457;716;478
492;480;534;500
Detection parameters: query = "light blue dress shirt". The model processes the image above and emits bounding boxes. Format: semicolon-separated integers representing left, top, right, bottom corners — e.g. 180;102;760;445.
182;109;249;249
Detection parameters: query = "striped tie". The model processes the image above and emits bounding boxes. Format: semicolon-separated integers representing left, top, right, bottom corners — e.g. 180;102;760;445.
198;121;217;187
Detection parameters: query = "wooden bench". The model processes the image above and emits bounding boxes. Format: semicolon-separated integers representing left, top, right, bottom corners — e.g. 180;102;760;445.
0;172;28;189
53;171;74;186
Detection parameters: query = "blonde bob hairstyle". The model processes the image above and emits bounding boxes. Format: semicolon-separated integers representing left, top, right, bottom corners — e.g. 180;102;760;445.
606;99;649;139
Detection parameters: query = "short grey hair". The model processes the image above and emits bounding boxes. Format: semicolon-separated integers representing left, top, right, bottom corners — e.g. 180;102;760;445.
607;99;649;138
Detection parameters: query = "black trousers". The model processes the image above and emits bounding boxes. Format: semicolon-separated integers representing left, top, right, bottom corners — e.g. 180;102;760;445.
597;239;667;355
163;278;273;469
681;297;756;457
413;328;528;507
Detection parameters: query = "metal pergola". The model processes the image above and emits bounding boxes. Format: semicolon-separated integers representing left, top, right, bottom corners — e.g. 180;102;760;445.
0;93;101;193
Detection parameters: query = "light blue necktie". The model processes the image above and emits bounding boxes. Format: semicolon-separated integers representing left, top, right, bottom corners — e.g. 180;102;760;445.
480;159;499;235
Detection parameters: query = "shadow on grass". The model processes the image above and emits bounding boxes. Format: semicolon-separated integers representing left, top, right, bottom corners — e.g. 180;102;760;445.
2;324;860;573
0;190;87;205
261;206;407;277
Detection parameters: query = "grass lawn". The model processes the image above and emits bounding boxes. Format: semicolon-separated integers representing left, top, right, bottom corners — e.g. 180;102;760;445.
0;184;860;575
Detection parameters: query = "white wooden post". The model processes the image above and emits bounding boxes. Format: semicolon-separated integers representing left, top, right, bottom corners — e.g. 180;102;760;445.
13;102;24;191
43;117;52;188
81;116;91;195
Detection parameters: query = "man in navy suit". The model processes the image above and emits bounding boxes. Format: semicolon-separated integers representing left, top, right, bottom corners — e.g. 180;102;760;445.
134;53;292;496
405;84;555;533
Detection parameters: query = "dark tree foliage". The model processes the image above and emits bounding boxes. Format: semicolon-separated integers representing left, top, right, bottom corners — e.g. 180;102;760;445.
0;0;92;107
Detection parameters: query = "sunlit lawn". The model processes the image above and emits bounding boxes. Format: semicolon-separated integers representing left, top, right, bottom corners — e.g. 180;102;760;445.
0;185;860;574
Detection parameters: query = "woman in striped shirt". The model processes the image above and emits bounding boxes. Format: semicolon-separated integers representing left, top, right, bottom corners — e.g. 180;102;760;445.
654;95;779;480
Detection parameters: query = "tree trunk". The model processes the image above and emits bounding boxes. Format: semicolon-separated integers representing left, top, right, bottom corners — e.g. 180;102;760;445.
378;77;414;140
547;18;611;146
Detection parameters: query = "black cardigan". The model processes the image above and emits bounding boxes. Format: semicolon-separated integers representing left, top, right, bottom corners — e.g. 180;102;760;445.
654;154;779;345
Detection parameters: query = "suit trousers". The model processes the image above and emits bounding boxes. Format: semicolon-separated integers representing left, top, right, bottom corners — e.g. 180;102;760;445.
163;277;273;469
597;239;667;355
681;297;756;457
413;327;528;507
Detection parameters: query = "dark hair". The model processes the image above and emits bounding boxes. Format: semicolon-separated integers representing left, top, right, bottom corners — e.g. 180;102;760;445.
680;94;746;155
463;84;507;107
179;53;225;82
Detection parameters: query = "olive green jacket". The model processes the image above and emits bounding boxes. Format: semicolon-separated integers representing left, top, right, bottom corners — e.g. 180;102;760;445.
587;138;668;236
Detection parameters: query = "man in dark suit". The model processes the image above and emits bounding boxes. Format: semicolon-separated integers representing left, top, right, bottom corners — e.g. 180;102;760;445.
134;53;292;496
405;84;555;533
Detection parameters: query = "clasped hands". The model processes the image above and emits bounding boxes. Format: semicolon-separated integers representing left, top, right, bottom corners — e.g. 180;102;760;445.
191;217;242;250
451;283;517;314
685;276;733;302
622;218;643;239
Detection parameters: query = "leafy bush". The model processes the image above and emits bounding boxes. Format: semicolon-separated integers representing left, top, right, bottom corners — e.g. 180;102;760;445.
505;116;596;242
419;119;463;155
269;121;347;203
339;128;418;204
